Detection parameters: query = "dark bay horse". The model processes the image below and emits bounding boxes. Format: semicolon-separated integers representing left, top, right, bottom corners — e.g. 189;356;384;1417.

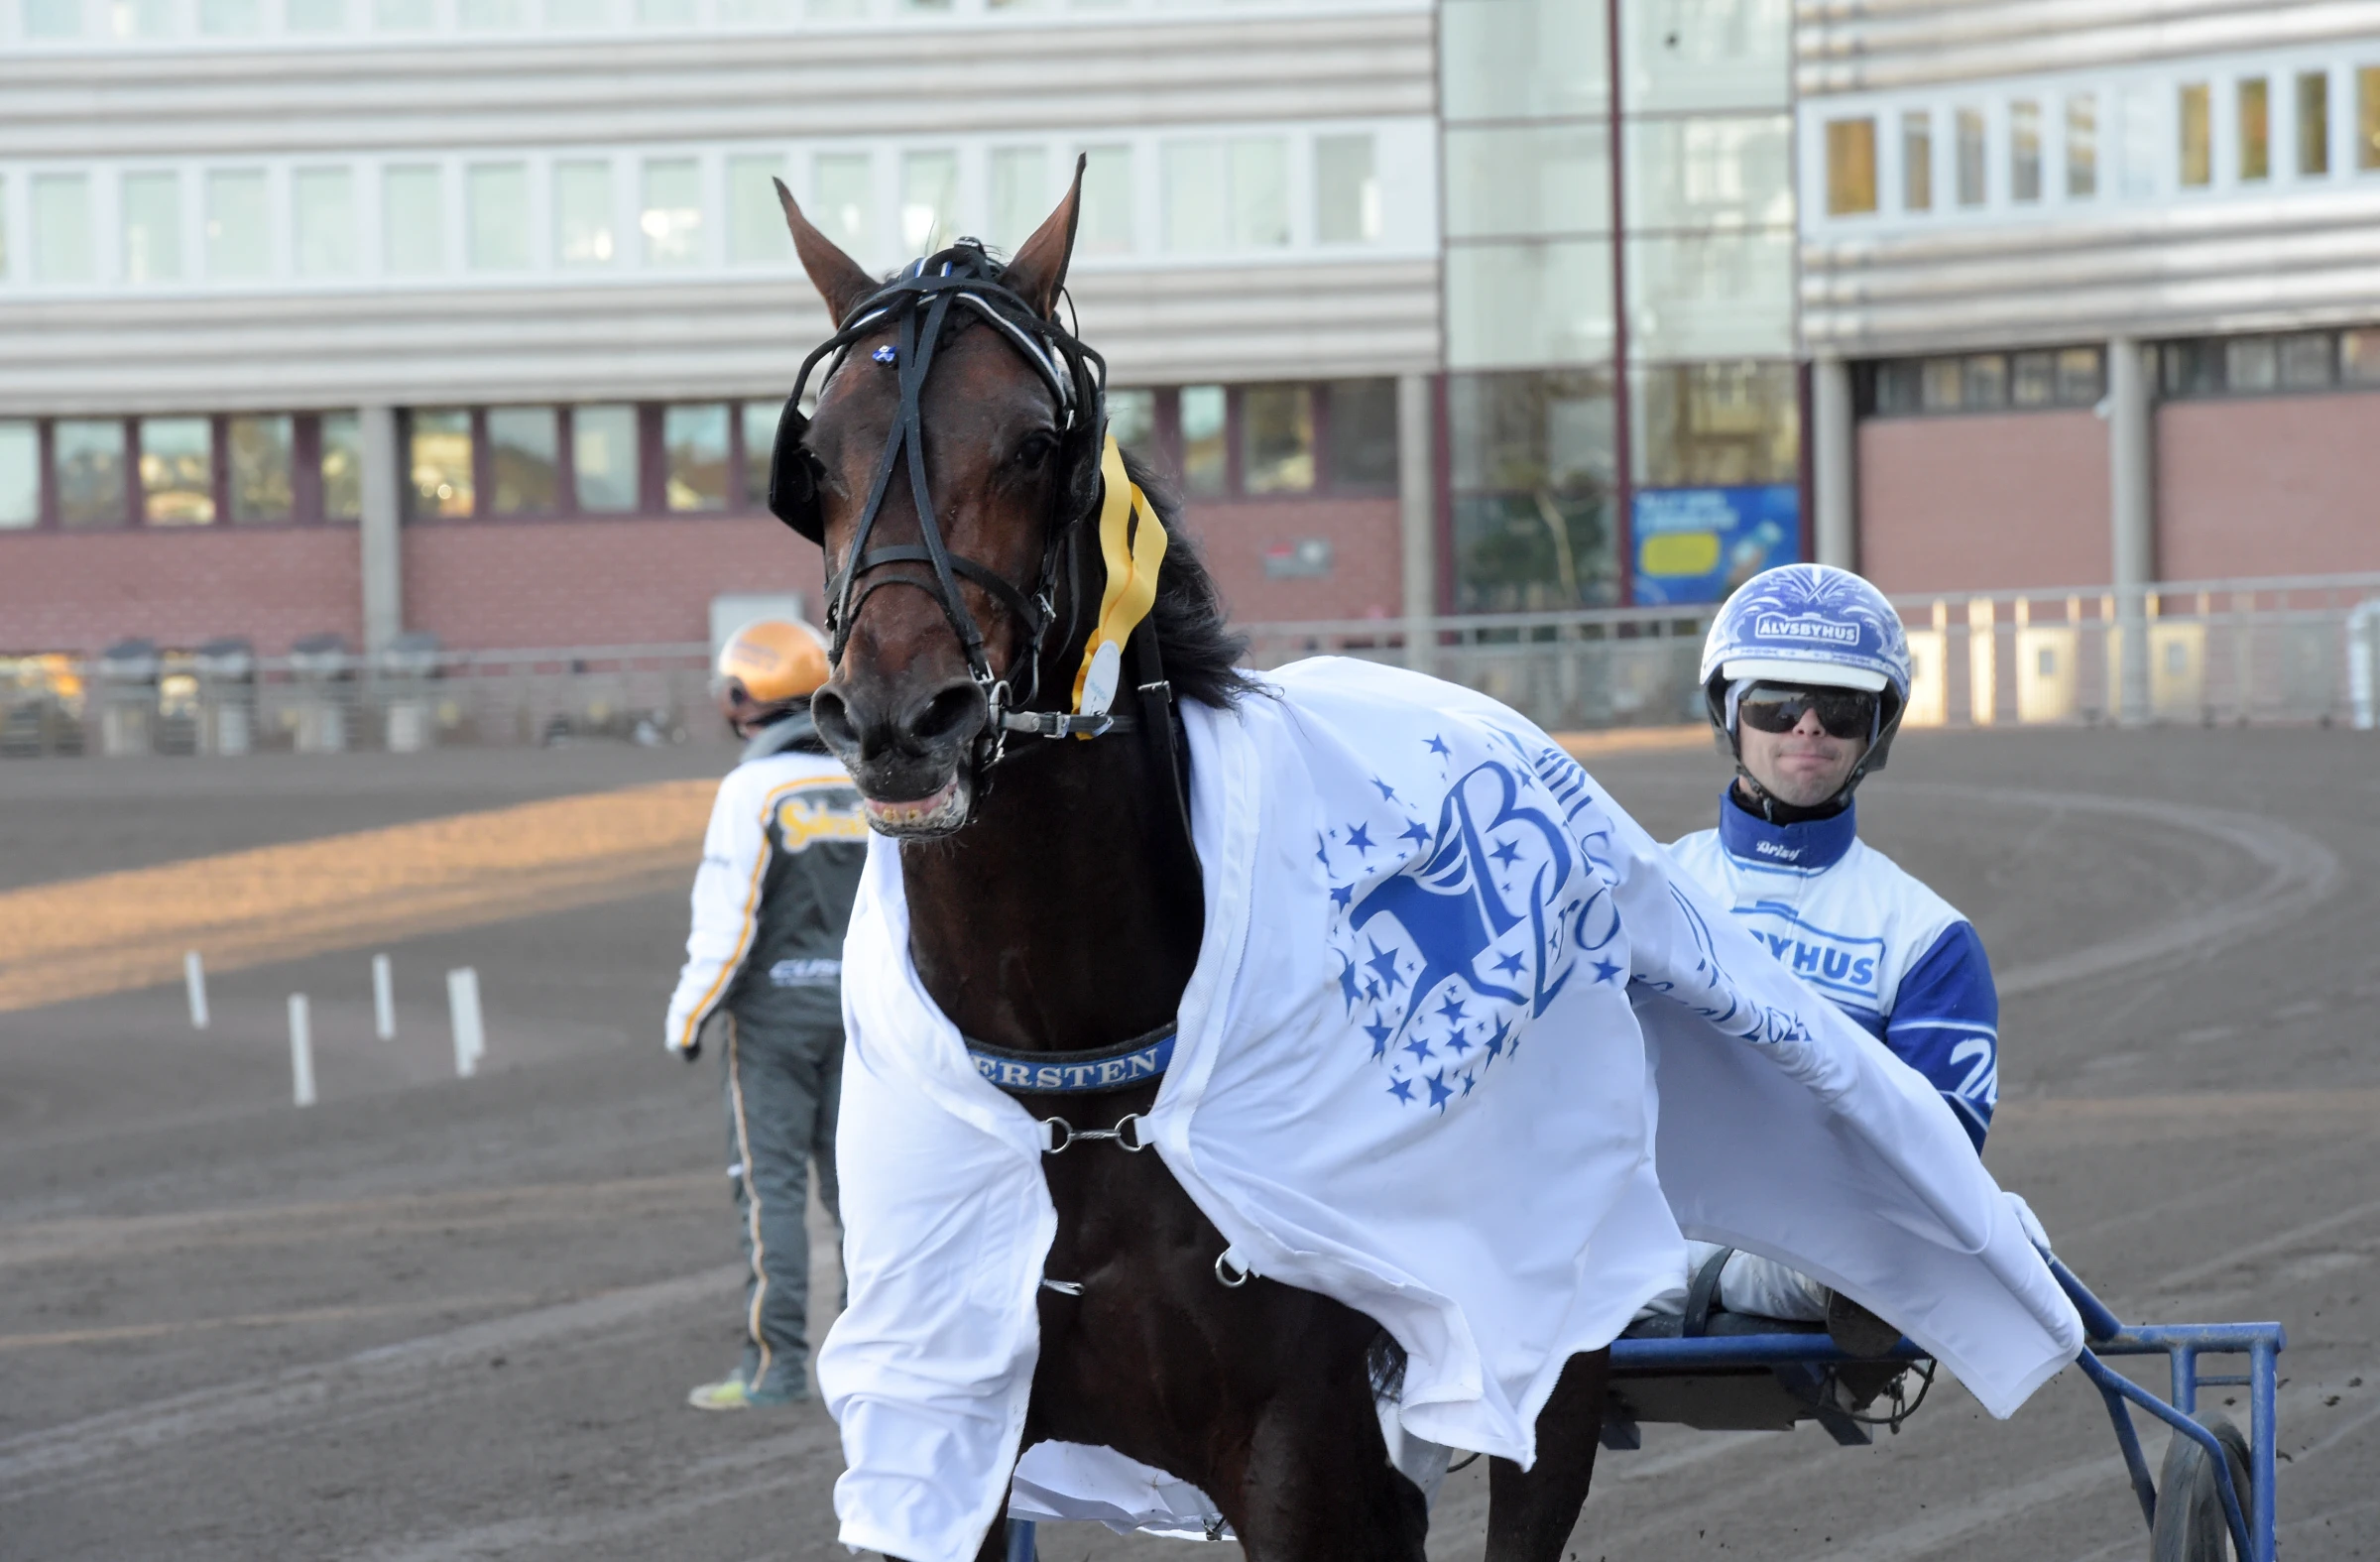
774;163;1609;1562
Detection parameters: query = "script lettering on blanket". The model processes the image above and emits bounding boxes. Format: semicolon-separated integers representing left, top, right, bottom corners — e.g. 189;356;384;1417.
1322;753;1621;1113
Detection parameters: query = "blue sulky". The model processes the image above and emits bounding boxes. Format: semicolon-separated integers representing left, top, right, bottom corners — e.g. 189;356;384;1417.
1004;1257;2281;1561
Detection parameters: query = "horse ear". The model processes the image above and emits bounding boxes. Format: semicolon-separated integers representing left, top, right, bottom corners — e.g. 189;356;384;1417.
774;178;877;327
1001;154;1085;319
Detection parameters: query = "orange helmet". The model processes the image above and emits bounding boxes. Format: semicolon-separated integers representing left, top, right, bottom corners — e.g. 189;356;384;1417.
715;620;830;727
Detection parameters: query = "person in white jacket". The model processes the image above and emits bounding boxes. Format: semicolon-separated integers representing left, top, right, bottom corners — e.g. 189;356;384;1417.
665;620;868;1408
1663;563;2000;1351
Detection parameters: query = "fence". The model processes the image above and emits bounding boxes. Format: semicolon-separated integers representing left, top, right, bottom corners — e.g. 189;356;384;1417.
9;573;2380;759
0;644;717;759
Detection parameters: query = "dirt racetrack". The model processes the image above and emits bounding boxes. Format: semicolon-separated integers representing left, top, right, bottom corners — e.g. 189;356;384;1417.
2;727;2376;1561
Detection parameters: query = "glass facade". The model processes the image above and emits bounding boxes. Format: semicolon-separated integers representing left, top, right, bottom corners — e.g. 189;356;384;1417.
140;418;215;525
1440;0;1801;607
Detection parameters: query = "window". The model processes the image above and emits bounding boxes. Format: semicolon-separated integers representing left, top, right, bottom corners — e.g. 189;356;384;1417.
2010;100;2041;201
1964;354;2008;407
1108;388;1155;457
2362;66;2380;172
988;146;1048;253
457;0;523;24
375;0;432;26
1326;380;1397;489
33;174;92;284
1163;141;1224;252
573;405;639;511
2279;333;2333;389
293;168;356;277
140;419;214;526
1872;361;1923;415
2056;347;2104;404
55;421;128;528
409;409;474;518
1179;385;1227;497
815;154;874;264
1228;137;1289;248
228;415;294;523
2161;340;2223;397
555;161;615;268
24;0;83;36
1636;363;1798;486
640;159;702;267
1445;368;1616;612
122;173;181;284
637;0;696;22
320;412;362;520
1444;125;1606;240
2343;329;2380;385
1956;109;1986;205
2300;71;2331;176
1078;145;1131;254
1241;386;1315;495
1902;111;1933;211
664;404;729;510
205;171;269;279
383;165;443;276
741;401;777;507
286;0;346;28
0;422;39;530
2011;351;2055;407
2179;83;2211;186
545;0;607;21
2067;94;2098;196
468;163;531;271
1824;118;1876;216
899;151;957;256
727;155;784;266
2225;338;2279;392
1314;133;1378;244
487;408;559;514
2238;77;2270;182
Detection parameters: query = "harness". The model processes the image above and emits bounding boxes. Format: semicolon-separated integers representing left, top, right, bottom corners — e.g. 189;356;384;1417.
764;238;1193;1097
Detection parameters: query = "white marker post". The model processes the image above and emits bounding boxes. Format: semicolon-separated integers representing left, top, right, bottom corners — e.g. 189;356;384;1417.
372;953;396;1041
289;994;316;1107
446;967;484;1079
184;950;209;1030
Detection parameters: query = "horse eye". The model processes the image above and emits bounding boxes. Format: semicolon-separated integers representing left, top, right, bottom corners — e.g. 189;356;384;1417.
1013;431;1058;468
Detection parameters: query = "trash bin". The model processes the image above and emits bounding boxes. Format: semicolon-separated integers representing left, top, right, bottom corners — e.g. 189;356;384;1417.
194;638;256;757
96;638;161;758
377;631;441;754
288;632;353;754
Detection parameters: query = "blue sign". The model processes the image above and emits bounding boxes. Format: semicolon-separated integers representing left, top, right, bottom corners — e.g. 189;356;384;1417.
1630;485;1801;606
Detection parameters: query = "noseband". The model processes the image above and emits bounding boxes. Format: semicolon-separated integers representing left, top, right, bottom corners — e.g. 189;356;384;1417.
766;240;1185;822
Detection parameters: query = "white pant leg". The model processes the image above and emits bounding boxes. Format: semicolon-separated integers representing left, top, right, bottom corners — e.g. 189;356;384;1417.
1716;1251;1831;1322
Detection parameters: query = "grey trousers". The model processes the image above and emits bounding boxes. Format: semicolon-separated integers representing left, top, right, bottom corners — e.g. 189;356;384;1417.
721;1012;844;1385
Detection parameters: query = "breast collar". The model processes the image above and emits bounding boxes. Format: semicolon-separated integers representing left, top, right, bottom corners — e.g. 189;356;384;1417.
1717;787;1858;873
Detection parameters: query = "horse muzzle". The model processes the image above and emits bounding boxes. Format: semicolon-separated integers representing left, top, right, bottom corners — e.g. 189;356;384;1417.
809;673;987;837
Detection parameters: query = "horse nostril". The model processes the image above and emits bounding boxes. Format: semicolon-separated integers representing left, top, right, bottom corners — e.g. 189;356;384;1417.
904;682;987;751
809;687;863;757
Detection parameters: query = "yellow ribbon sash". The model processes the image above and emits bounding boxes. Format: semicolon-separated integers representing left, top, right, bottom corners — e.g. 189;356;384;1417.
1070;434;1169;719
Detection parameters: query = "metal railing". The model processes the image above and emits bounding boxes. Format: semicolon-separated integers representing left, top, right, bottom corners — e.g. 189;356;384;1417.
8;573;2379;760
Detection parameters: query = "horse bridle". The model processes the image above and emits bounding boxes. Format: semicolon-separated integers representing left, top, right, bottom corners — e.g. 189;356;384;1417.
765;239;1188;827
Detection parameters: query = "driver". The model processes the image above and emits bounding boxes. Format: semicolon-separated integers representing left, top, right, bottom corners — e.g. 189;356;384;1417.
1663;563;1999;1347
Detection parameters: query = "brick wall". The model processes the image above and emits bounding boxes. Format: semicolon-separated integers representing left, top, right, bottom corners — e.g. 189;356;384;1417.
403;512;824;651
1855;411;2110;594
0;526;362;655
1179;495;1403;624
2156;392;2380;580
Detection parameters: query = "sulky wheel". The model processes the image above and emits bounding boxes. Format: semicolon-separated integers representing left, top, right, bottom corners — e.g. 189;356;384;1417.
2149;1408;2252;1562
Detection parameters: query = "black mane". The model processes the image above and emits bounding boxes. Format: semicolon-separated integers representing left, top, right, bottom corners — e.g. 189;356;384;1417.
1114;444;1254;710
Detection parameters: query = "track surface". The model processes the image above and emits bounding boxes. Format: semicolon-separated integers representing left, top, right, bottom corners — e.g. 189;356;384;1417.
3;730;2377;1560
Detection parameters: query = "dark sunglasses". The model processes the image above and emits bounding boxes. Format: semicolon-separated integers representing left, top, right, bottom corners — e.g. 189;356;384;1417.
1737;683;1877;740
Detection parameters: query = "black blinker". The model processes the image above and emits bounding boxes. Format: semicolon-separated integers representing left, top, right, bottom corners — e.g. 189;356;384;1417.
767;395;823;542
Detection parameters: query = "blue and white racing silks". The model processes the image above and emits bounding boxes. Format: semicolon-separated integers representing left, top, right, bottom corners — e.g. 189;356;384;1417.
1668;791;1999;1149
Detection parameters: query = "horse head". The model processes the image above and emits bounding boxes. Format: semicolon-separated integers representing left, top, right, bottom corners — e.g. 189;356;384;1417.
774;164;1099;838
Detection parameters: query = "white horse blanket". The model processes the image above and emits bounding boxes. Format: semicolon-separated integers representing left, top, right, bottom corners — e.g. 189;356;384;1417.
820;658;2081;1562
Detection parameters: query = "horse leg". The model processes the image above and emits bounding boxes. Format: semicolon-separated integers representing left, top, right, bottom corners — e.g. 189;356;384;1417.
1219;1333;1429;1562
1484;1348;1611;1562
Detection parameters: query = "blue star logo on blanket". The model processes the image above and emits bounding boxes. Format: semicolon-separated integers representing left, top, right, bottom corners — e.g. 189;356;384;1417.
1326;758;1601;1111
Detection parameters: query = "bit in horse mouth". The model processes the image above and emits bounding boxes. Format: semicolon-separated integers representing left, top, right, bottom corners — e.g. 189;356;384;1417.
861;774;967;836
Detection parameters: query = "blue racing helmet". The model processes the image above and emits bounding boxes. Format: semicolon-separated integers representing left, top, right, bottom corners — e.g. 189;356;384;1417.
1701;563;1913;784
